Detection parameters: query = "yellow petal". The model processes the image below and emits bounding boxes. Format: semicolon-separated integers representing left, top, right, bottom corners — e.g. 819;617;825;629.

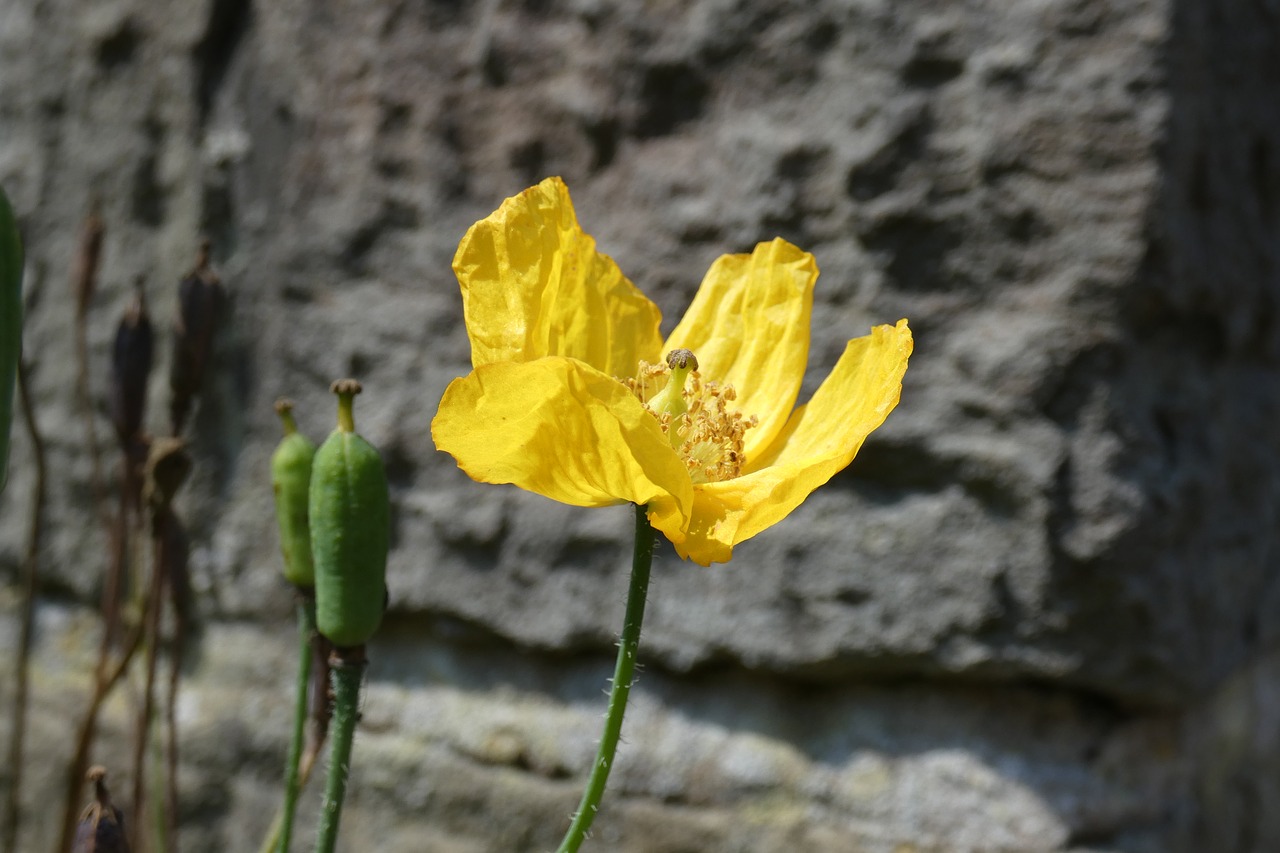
652;320;912;565
432;356;693;518
453;177;664;377
647;486;741;566
663;238;816;463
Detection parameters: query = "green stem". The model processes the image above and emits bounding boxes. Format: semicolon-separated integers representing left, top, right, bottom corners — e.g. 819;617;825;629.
557;503;656;853
314;650;365;853
276;594;316;853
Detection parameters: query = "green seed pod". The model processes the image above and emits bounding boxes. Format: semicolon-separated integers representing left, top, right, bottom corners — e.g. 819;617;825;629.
272;398;317;588
310;380;389;648
0;184;23;494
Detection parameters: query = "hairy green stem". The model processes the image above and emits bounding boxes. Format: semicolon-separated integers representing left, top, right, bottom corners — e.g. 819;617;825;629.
314;650;365;853
275;594;316;853
557;503;656;853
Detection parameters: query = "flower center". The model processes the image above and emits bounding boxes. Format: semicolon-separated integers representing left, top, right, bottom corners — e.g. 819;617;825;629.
622;350;758;484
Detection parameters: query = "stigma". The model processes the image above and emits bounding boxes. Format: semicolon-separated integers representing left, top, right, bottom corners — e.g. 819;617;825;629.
623;350;758;484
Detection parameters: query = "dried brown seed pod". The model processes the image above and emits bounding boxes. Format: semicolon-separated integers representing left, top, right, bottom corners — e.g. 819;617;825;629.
168;239;225;435
142;436;191;515
110;276;153;447
72;765;130;853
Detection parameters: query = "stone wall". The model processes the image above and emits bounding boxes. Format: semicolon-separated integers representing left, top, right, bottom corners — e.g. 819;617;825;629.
1;0;1278;850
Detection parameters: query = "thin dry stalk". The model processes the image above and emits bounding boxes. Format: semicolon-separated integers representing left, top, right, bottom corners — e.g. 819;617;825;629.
160;514;189;853
71;204;103;321
2;361;48;853
129;440;189;852
70;207;110;536
58;278;158;852
301;630;335;780
60;440;148;851
128;534;165;852
55;623;144;853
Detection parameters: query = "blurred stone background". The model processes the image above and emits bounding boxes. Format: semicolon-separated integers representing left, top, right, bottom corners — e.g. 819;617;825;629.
2;0;1279;850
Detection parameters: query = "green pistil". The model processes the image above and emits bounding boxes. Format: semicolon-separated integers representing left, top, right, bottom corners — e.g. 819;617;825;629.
647;350;697;445
329;379;361;434
274;398;298;436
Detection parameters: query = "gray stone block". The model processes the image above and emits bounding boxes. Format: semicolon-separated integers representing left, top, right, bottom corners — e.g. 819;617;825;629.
1;0;1277;849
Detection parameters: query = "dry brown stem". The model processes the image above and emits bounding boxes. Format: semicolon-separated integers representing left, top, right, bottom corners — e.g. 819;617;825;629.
3;361;48;853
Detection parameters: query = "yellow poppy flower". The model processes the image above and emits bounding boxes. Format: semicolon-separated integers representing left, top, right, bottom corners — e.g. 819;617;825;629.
432;177;912;566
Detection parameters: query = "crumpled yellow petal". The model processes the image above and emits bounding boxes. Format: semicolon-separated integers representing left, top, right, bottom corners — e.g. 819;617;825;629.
651;320;912;565
453;177;664;377
663;238;816;463
432;356;694;519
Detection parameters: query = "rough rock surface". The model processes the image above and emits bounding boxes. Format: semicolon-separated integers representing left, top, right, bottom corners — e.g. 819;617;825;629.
1;0;1278;850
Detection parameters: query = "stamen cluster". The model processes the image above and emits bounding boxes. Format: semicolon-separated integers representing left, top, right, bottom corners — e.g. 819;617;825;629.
622;360;758;484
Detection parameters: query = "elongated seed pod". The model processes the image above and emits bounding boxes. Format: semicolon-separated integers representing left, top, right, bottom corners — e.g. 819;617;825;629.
272;398;317;587
310;380;388;648
110;277;153;448
169;240;223;435
0;185;22;493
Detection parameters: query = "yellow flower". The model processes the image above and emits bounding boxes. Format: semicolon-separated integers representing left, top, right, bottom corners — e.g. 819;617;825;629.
432;177;912;566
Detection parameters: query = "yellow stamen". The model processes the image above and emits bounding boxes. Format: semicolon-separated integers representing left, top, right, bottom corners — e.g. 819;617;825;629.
621;351;757;484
